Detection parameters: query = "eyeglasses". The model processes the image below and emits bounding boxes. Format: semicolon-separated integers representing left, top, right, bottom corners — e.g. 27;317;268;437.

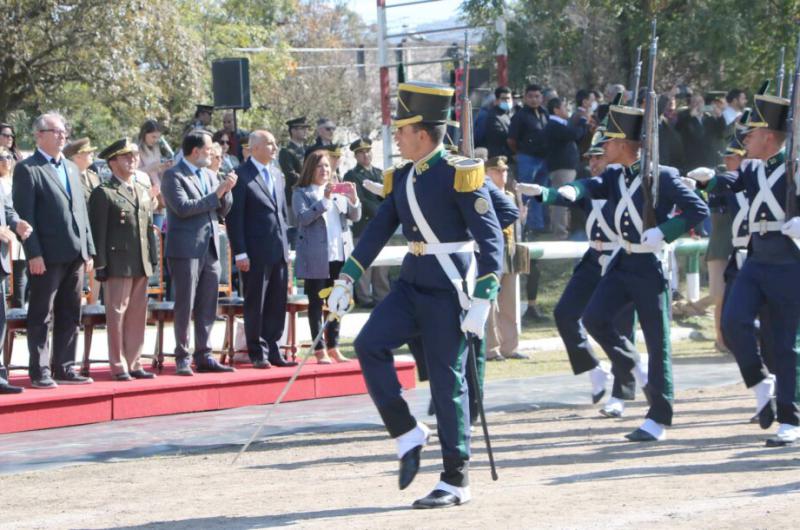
324;127;336;131
0;156;13;161
39;129;69;138
0;133;14;139
218;140;230;145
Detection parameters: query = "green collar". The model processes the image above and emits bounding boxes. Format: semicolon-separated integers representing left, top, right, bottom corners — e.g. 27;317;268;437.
414;146;446;174
767;149;785;169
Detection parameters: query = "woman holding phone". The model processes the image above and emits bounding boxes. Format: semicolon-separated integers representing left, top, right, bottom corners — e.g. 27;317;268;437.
293;150;361;364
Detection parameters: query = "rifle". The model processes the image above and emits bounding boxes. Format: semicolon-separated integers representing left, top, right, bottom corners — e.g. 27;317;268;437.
459;31;475;158
785;34;800;219
640;19;660;230
777;47;786;98
631;46;643;108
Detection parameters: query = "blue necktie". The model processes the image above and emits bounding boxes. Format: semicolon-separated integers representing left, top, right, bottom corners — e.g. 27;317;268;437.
195;169;207;194
262;167;276;200
51;158;70;195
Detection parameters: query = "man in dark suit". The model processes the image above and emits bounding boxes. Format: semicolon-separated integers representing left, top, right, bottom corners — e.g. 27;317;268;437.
0;186;32;393
226;130;295;368
12;112;96;388
161;130;236;375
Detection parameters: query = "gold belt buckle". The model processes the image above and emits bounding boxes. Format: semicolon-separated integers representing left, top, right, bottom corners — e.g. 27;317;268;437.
409;241;426;256
759;219;767;235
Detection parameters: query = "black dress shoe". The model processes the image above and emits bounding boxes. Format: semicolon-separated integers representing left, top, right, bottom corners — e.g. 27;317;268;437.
0;381;24;394
765;436;798;447
196;358;235;373
175;358;194;376
412;489;464;509
252;359;271;369
129;369;156;379
592;389;606;405
399;445;423;490
758;399;776;430
268;355;298;367
55;371;93;385
598;407;622;418
114;373;133;381
625;428;659;442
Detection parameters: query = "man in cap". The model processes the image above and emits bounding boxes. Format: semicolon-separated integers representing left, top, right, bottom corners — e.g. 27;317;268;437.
559;103;708;441
691;92;800;446
520;135;641;415
279;118;310;205
13;112;95;388
325;81;504;508
63;137;101;203
183;104;214;136
343;137;390;307
311;118;336;149
89;138;159;381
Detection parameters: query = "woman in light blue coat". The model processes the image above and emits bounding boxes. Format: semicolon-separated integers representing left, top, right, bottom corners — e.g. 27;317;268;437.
293;150;361;363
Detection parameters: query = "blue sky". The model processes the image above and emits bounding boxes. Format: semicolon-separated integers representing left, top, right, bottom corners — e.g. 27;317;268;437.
344;0;465;29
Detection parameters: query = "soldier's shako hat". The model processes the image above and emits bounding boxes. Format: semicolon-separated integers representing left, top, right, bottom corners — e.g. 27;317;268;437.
723;109;750;157
746;94;789;132
99;138;136;161
583;130;606;157
349;137;372;153
63;137;97;159
286;116;309;129
596;105;644;144
393;82;455;127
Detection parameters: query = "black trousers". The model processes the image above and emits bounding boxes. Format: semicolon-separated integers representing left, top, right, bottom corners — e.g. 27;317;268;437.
304;260;344;350
27;257;84;380
241;259;288;361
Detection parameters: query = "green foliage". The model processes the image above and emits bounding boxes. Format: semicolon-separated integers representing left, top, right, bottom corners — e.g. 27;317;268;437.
464;0;800;98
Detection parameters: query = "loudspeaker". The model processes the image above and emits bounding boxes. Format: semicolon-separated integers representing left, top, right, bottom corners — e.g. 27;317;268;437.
212;58;251;110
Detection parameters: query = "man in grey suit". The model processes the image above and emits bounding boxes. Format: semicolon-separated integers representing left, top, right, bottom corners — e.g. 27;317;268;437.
161;130;237;375
0;186;33;393
13;112;96;388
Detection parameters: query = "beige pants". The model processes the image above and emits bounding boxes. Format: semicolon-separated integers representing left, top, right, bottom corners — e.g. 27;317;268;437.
486;272;519;357
105;276;148;375
707;259;727;303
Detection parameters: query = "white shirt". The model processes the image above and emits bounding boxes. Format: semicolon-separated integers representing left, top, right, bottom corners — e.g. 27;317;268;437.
312;184;346;262
722;106;741;126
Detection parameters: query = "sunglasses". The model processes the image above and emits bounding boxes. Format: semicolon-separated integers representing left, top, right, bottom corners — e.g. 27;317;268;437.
0;133;14;139
218;140;230;145
0;156;12;161
324;127;336;131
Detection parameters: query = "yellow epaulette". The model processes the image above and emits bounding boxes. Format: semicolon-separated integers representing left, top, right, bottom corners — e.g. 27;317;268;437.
382;167;394;196
447;155;485;193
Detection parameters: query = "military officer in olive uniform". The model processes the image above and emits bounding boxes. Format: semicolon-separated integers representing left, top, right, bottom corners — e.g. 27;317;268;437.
63;138;102;204
326;82;504;508
89;139;158;381
343;137;390;307
279;117;310;245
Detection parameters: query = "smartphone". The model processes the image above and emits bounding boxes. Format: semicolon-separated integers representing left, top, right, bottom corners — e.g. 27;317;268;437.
331;182;352;195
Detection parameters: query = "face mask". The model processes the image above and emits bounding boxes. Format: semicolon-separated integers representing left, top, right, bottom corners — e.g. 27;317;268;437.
499;101;511;112
590;101;598;113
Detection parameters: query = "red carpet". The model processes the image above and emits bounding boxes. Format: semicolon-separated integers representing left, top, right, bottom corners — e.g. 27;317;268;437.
0;360;417;434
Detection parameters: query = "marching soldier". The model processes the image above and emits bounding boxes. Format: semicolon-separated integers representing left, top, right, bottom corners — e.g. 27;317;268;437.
691;93;800;446
559;104;709;441
325;81;504;508
89;138;159;381
343;137;390;308
520;137;642;417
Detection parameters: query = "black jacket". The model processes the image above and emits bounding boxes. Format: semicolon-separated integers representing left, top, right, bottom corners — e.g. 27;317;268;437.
484;106;512;159
543;116;587;171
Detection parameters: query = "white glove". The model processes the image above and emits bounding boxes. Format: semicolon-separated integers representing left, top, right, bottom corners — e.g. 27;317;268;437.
687;167;715;183
325;278;354;319
516;183;544;196
557;185;578;202
460;298;492;339
781;216;800;239
641;227;665;252
680;176;697;191
362;179;385;198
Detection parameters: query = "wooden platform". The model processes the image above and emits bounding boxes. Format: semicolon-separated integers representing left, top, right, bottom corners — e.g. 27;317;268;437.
0;360;417;434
